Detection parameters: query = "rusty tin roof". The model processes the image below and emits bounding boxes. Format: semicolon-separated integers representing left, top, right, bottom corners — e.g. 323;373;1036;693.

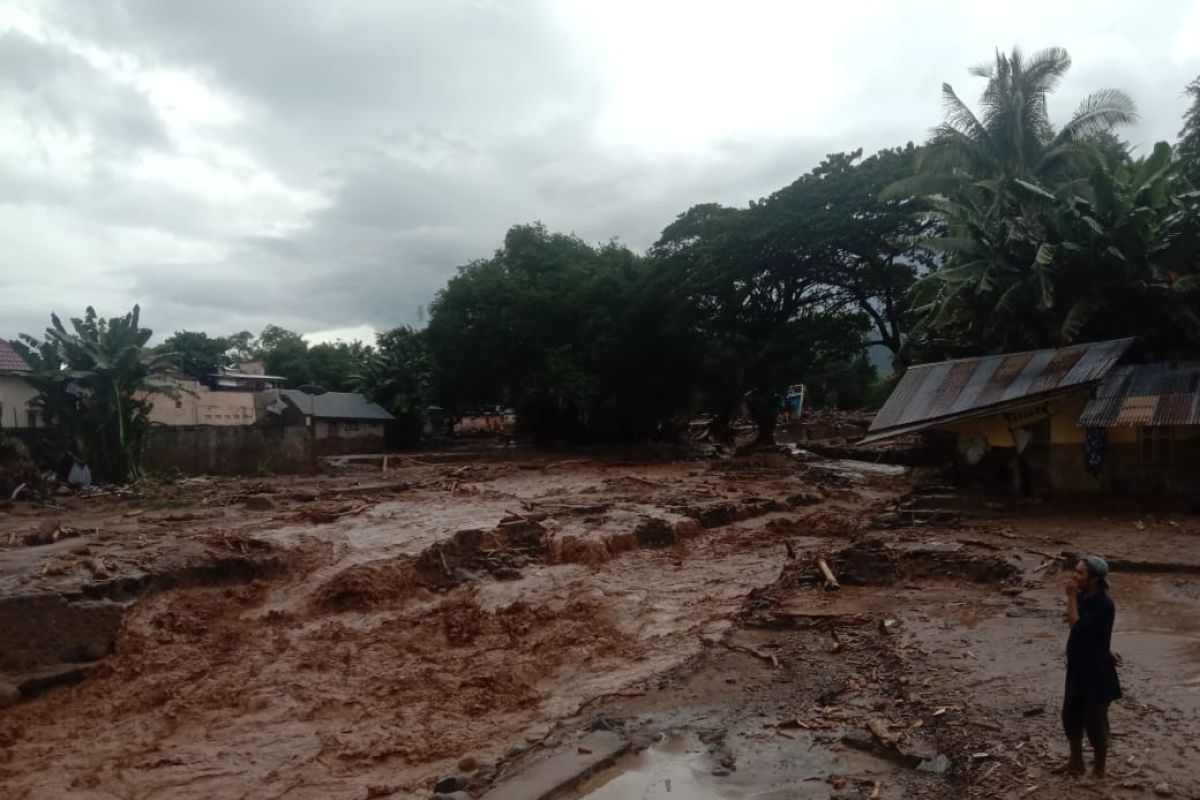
1077;361;1200;428
864;338;1134;442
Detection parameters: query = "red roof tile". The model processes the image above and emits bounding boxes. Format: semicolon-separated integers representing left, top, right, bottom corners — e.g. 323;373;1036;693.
0;338;31;374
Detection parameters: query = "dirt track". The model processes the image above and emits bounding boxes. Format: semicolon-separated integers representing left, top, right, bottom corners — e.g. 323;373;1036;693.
0;447;1198;799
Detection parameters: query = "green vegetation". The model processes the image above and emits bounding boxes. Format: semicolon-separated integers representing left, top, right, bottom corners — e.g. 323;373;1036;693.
156;324;373;391
426;224;699;441
15;306;175;482
351;326;431;444
897;47;1200;360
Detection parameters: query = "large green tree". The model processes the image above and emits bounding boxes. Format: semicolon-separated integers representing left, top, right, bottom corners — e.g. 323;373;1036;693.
15;306;175;482
306;341;372;391
651;202;872;444
427;224;699;441
353;326;431;444
246;325;372;391
158;330;230;379
754;145;937;366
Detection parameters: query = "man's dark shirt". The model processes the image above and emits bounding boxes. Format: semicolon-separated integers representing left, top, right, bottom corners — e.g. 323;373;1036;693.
1065;591;1122;702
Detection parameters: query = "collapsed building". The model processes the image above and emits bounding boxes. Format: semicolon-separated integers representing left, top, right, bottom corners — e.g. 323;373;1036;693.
865;338;1200;493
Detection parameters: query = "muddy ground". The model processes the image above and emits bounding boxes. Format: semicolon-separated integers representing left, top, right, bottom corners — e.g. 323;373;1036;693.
0;445;1197;799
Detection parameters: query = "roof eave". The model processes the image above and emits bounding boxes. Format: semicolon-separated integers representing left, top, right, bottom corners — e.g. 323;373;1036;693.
861;384;1098;445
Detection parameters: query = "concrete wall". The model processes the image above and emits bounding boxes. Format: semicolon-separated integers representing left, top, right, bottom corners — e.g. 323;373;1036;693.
939;392;1200;494
143;424;388;475
1049;428;1200;494
952;422;1200;495
311;419;386;455
144;425;317;475
143;377;257;426
315;419;385;439
0;375;41;429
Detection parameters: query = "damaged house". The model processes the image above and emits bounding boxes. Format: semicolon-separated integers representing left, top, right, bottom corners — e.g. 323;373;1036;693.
865;338;1200;493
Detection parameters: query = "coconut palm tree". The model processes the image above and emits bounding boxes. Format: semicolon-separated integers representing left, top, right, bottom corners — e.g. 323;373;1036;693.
892;46;1138;203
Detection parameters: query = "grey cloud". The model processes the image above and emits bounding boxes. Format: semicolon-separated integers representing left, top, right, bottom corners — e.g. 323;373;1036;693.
42;0;603;182
5;0;1200;345
124;130;839;339
0;29;166;157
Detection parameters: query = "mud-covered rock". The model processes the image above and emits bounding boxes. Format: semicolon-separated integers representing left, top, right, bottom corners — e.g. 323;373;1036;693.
243;494;276;511
635;518;675;549
491;567;522;581
787;492;823;507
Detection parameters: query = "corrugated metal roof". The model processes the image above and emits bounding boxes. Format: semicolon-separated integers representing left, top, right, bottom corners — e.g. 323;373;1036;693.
279;389;395;421
0;338;31;374
865;338;1134;442
1078;361;1200;427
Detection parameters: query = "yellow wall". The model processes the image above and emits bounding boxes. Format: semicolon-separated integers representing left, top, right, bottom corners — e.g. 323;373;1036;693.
943;394;1088;448
1049;396;1088;444
143;377;257;426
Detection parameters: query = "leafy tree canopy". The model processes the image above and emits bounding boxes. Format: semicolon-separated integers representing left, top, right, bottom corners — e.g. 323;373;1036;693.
427;223;700;441
158;330;231;379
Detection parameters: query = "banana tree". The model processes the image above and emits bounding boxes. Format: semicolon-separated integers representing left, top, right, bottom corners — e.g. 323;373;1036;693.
15;306;177;482
1046;143;1200;355
907;141;1200;359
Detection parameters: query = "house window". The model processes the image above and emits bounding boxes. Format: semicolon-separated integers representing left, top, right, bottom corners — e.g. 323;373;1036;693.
1139;427;1172;465
344;422;360;433
175;399;183;409
26;410;37;428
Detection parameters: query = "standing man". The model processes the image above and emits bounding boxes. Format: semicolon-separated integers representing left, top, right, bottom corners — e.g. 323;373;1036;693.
1062;556;1122;778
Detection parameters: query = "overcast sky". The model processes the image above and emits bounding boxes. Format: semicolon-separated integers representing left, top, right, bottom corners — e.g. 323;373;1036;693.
1;1;1198;345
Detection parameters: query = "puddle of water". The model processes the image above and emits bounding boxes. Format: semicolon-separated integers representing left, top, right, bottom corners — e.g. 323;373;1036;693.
566;733;884;800
567;737;723;799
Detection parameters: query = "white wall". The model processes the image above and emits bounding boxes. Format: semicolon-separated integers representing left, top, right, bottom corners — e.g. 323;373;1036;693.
0;375;41;429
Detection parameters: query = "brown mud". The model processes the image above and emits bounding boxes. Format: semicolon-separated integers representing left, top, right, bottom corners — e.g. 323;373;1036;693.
0;449;1197;799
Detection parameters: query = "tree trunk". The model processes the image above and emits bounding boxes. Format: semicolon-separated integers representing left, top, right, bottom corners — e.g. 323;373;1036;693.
749;394;778;447
707;405;736;445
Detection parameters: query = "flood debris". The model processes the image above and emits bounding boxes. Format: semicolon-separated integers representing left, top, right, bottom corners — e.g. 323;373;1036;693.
0;449;1197;799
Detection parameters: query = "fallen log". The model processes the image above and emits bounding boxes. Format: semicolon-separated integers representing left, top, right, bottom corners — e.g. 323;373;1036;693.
503;509;547;531
770;606;869;626
818;558;840;590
